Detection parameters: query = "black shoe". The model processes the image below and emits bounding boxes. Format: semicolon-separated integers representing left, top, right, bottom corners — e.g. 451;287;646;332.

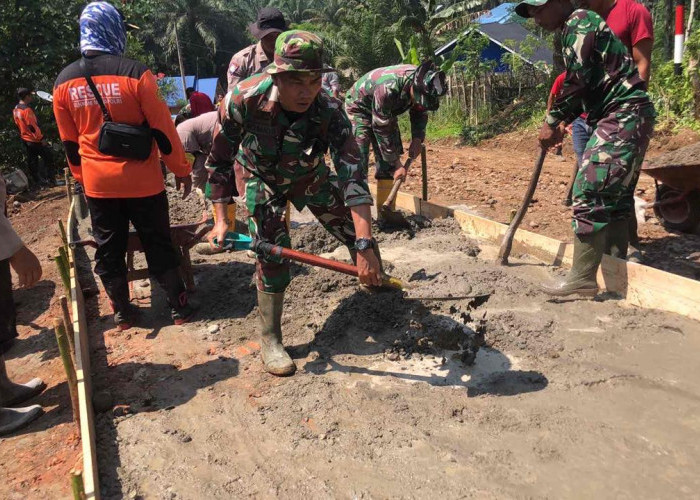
112;304;141;331
170;292;197;325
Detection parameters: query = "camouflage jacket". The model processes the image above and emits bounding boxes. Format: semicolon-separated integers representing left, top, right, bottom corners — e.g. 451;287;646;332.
546;10;654;127
345;65;428;164
227;42;271;92
206;73;371;208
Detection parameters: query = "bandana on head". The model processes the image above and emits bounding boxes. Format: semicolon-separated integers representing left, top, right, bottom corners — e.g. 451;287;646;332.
80;2;126;56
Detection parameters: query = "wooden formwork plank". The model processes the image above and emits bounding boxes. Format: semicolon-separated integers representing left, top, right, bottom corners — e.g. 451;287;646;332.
370;183;700;322
67;197;100;499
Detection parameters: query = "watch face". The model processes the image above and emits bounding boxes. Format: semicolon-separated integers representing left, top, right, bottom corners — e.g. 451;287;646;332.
356;239;371;251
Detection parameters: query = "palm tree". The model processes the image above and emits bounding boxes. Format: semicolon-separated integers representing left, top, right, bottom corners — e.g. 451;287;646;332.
273;0;319;25
305;0;350;27
394;0;491;58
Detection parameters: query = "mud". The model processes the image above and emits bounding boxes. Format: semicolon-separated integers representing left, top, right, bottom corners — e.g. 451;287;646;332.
73;186;700;499
647;140;700;167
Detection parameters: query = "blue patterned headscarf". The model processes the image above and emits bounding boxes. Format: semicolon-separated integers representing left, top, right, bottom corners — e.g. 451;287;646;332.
80;2;126;56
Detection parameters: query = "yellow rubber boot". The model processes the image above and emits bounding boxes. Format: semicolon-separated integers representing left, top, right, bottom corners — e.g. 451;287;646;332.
212;202;237;226
376;179;394;220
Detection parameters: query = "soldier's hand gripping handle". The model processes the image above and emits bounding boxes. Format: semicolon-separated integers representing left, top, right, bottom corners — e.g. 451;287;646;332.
207;202;230;249
356;249;382;287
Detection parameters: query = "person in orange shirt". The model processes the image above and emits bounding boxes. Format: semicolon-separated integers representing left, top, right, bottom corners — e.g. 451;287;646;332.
53;1;196;329
12;88;56;187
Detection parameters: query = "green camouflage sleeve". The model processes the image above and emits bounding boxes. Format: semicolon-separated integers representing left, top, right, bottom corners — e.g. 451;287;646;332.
329;103;373;207
409;106;428;141
546;12;595;127
205;92;244;202
371;89;402;164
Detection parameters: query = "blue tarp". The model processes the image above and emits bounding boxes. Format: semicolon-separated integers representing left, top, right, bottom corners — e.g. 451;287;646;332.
474;3;517;24
159;76;219;107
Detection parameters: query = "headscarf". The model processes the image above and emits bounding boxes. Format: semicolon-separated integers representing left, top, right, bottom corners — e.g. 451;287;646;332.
80;2;126;56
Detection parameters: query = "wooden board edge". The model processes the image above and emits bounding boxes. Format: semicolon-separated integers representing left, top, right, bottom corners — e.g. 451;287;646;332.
370;183;700;322
67;198;101;500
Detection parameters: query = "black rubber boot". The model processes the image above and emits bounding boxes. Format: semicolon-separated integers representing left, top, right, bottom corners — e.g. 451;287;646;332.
155;269;197;325
541;230;606;297
0;405;43;436
605;219;630;260
257;291;295;376
0;356;46;407
101;275;138;330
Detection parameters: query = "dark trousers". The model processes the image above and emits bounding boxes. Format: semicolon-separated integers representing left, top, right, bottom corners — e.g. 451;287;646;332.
23;141;55;184
86;191;180;281
0;259;18;346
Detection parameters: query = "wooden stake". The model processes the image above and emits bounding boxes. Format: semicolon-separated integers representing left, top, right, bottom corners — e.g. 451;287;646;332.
55;254;71;300
70;469;85;500
58;219;68;247
54;318;80;427
421;145;428;202
64;168;72;204
59;295;76;365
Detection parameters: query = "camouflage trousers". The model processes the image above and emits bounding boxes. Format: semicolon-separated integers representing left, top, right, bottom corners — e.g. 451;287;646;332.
348;113;402;180
246;171;357;293
572;112;655;236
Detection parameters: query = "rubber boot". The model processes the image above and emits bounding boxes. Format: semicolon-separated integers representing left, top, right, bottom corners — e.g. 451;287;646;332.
0;356;46;407
375;179;394;221
541;230;606;297
257;291;295;376
0;405;43;436
101;275;138;330
626;211;643;263
605;219;630;260
155;269;197;325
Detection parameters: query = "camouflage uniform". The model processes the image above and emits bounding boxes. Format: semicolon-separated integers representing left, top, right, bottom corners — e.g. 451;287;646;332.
345;65;428;179
227;42;271;92
206;32;371;293
546;10;655;236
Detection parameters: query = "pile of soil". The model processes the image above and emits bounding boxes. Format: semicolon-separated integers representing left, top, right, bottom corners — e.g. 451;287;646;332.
646;140;700;167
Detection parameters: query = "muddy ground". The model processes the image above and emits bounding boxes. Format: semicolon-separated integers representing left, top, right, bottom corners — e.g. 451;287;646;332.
68;189;700;499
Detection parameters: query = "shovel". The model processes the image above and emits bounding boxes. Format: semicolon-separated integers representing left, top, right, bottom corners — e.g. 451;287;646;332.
379;157;414;227
216;232;412;291
496;147;547;265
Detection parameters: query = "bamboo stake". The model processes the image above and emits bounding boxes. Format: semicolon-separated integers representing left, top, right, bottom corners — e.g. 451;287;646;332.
54;318;80;427
64;168;72;204
421;145;428;202
70;469;85;500
55;254;71;299
58;220;68;247
59;295;76;365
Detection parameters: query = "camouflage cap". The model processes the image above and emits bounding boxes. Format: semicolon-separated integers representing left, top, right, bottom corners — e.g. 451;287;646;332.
266;30;333;75
514;0;550;18
412;62;447;111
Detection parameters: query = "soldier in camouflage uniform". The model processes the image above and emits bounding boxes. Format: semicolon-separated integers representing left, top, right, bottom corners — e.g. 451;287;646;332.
516;0;655;296
206;30;383;376
345;63;447;219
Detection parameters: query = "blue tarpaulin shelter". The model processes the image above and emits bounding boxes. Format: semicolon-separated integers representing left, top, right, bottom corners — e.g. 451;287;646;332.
435;3;552;73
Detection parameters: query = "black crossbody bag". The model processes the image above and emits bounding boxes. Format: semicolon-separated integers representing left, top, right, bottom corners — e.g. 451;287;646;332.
80;58;153;161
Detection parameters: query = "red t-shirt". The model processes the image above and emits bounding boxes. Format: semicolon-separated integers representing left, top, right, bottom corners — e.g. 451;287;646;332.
603;0;654;53
189;91;215;118
550;72;566;97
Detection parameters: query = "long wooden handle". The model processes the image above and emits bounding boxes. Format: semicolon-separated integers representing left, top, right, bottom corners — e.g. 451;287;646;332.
252;241;407;290
383;178;405;208
496;147;547;265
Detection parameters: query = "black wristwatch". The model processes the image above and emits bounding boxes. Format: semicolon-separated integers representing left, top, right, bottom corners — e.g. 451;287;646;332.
354;238;374;252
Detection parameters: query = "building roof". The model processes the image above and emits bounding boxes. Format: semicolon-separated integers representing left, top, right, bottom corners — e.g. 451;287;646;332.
435;22;553;69
159;76;220;107
474;3;517;24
